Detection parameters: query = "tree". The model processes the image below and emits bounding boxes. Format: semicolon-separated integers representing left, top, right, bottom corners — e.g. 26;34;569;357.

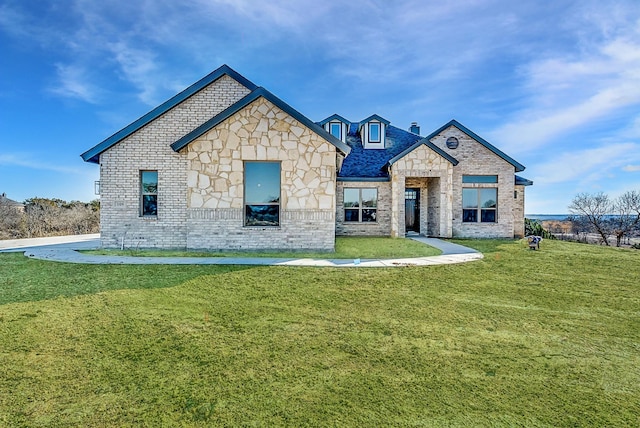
610;190;640;247
568;192;612;245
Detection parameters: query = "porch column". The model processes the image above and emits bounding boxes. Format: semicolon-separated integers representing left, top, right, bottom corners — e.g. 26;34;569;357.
390;170;405;237
440;169;453;238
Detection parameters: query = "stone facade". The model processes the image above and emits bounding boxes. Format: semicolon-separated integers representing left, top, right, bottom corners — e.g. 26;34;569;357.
429;126;521;238
99;75;251;249
513;185;526;238
389;144;453;238
87;66;530;249
184;98;337;250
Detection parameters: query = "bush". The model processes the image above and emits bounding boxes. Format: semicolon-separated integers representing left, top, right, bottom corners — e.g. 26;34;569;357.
524;218;556;239
0;197;99;238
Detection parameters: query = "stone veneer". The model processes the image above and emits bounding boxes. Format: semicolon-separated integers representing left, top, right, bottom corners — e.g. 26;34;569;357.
513;185;526;238
184;97;337;251
99;75;251;249
430;126;520;238
389;144;453;237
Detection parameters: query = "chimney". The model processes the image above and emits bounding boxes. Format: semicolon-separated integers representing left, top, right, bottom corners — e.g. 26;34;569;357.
409;122;420;135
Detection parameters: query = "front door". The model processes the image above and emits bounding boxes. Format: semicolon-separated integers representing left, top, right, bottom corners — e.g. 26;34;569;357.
405;188;420;233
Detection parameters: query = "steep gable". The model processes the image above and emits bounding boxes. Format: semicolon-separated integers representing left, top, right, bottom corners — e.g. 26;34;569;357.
426;120;525;172
81;64;257;164
172;87;350;155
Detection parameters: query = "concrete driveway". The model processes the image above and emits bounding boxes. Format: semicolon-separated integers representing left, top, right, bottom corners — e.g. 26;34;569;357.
0;234;101;253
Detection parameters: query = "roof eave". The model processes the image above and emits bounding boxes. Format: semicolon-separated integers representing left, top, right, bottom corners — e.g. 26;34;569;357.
318;114;351;126
171;87;351;155
388;139;459;166
423;119;526;172
515;175;534;186
81;64;258;164
358;114;391;127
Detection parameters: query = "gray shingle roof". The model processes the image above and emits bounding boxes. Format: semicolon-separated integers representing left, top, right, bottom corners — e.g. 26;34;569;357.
339;123;456;179
339;119;526;179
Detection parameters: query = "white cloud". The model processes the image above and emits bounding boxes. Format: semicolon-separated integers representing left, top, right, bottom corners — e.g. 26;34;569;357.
623;165;640;172
107;42;161;105
49;64;99;103
531;142;640;186
0;153;88;175
491;31;640;155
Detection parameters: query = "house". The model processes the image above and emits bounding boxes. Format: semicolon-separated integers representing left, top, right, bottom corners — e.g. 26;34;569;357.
0;193;25;213
81;65;532;251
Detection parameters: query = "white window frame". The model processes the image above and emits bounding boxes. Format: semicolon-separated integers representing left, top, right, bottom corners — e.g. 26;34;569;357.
330;122;342;140
369;122;381;143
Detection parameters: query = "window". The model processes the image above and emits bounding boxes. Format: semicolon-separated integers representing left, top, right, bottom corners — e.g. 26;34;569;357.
446;137;459;149
244;162;280;226
462;188;497;223
462;175;498;183
330;122;342;139
344;188;377;222
369;122;380;143
140;171;158;216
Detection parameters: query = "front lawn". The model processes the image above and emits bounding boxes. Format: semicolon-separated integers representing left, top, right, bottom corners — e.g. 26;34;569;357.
0;240;638;426
83;236;442;259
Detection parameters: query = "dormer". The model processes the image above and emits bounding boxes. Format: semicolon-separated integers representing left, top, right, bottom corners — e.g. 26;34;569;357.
359;114;390;149
318;114;350;144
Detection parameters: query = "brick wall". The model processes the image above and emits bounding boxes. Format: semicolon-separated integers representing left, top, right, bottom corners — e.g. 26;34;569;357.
430;126;519;238
99;75;251;249
336;181;391;236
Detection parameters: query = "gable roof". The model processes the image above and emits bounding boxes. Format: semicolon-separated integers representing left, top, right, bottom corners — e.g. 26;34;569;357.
358;114;390;127
515;175;533;186
81;64;258;164
388;139;459;166
318;114;351;126
0;193;24;208
425;119;526;172
339;123;427;179
171;87;351;155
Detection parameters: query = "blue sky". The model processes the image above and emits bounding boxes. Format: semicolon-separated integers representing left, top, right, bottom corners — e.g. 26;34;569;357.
1;0;639;214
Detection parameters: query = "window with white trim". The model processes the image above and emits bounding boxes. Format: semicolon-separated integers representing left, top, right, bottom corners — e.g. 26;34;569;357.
330;122;342;139
369;122;381;143
344;188;377;222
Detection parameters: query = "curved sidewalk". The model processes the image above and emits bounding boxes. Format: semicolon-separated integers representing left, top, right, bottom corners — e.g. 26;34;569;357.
2;234;483;267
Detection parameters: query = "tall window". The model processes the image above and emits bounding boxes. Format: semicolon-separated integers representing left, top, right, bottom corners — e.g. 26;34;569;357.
140;171;158;216
462;188;497;223
344;188;377;222
244;162;280;226
330;122;342;139
369;122;380;142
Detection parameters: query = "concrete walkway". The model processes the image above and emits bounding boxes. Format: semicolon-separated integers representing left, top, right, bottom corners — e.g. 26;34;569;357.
0;234;483;267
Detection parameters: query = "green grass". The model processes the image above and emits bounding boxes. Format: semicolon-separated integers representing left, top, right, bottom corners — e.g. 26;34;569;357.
82;236;442;259
1;240;639;426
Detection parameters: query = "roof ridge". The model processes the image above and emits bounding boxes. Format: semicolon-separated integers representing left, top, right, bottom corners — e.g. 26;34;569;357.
422;119;525;172
81;64;257;163
171;87;351;155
